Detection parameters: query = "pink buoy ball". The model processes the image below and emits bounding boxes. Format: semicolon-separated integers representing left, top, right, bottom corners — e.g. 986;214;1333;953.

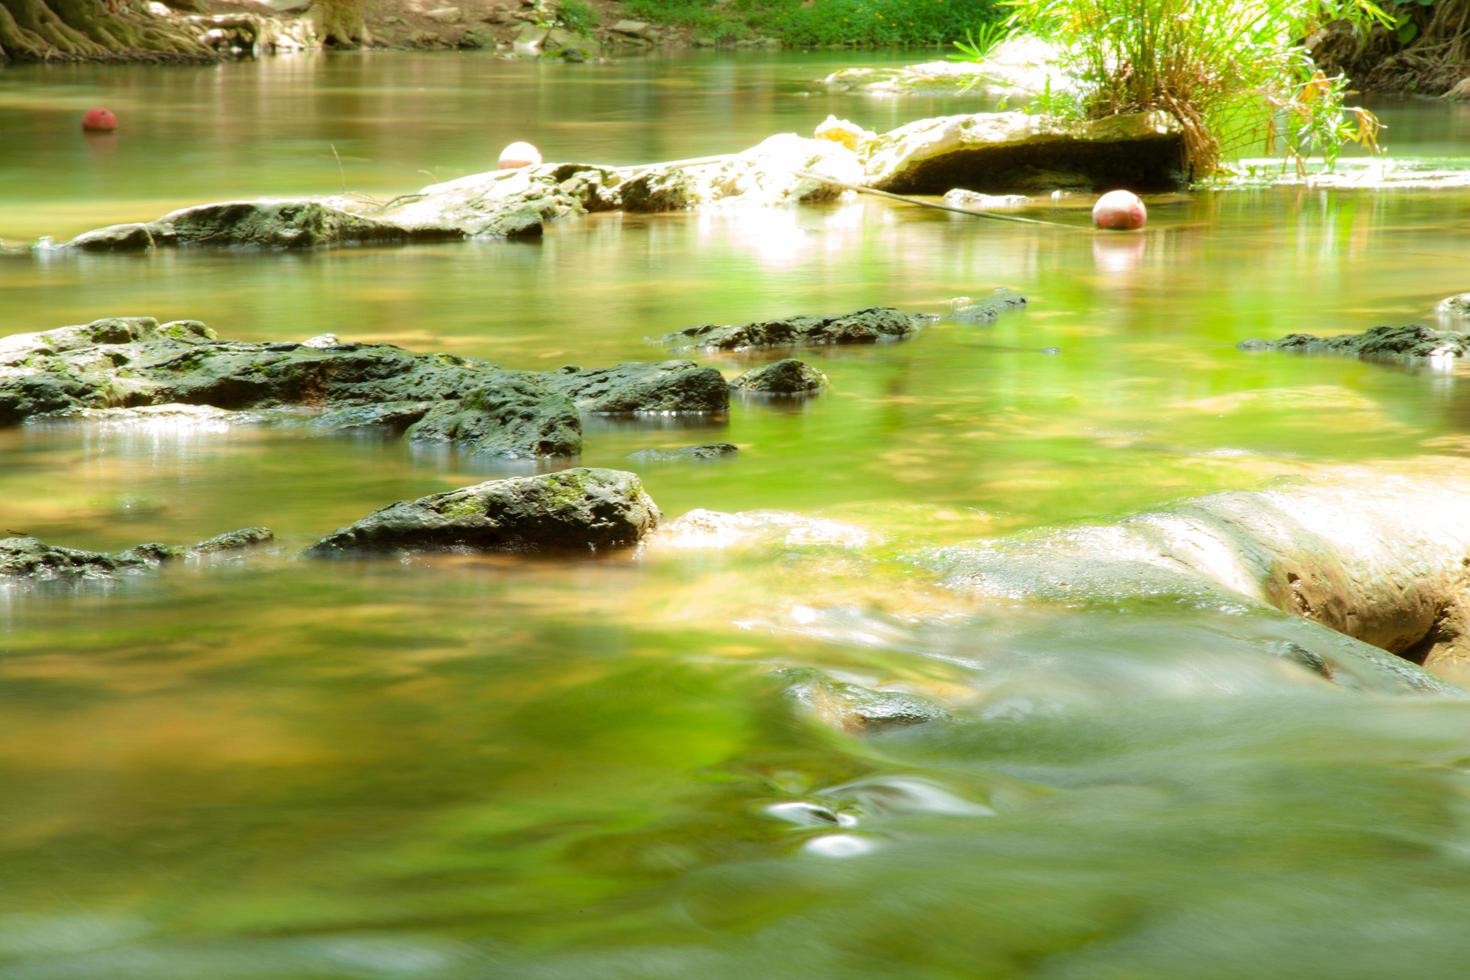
498;141;542;170
1091;189;1147;231
81;108;118;133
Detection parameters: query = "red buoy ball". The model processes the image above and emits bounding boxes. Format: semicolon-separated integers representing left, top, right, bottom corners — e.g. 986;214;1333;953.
1091;189;1146;231
81;108;118;133
498;141;542;170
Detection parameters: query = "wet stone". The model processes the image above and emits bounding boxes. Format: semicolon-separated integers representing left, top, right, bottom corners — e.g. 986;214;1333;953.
729;358;828;395
305;467;661;557
1;527;274;580
662;307;925;352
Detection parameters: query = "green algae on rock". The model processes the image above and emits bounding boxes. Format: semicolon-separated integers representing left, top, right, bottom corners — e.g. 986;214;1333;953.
305;468;661;556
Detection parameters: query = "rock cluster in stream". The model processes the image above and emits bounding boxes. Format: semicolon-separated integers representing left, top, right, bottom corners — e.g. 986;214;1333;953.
0;527;272;580
48;111;1186;253
1239;324;1470;360
0;317;726;458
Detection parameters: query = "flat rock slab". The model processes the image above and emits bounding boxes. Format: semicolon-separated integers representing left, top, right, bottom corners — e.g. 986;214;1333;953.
662;307;925;352
1239;324;1470;361
0;317;728;459
1;527;272;580
864;111;1187;194
306;468;660;556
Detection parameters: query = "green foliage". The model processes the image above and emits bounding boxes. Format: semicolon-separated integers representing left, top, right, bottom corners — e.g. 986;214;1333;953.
555;0;598;33
1264;54;1383;173
623;0;1002;47
947;19;1012;60
1004;0;1392;175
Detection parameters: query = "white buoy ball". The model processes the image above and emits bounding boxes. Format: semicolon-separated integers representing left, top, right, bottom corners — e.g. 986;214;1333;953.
498;141;542;170
1091;189;1147;231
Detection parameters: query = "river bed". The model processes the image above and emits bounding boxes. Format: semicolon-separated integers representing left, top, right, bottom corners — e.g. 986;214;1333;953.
4;51;1470;978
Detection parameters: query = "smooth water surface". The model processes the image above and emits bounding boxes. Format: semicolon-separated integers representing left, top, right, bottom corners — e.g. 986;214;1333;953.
5;52;1470;978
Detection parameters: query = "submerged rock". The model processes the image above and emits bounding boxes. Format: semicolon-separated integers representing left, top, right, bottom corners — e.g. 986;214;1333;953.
0;317;728;457
1240;324;1470;361
781;667;951;734
952;289;1027;324
306;468;660;556
1;527;273;580
626;443;738;463
662;307;924;352
729;358;828;394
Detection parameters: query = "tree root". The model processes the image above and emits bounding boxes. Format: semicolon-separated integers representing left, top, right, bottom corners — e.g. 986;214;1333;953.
0;0;215;62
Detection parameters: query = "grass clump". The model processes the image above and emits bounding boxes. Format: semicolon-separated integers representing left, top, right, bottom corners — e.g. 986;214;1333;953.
1002;0;1392;176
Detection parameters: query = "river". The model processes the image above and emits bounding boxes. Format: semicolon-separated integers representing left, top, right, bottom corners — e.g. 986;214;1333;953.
4;50;1470;978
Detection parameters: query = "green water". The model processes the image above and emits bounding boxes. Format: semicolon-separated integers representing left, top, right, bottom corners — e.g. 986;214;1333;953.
5;52;1470;978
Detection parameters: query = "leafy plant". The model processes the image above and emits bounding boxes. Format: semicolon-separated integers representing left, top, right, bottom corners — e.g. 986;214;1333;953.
1263;54;1383;174
948;20;1012;61
1003;0;1394;176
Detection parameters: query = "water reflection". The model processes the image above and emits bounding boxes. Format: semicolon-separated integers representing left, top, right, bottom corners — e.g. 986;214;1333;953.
6;54;1470;978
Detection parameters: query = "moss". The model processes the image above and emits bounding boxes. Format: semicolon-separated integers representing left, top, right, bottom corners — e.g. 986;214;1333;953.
438;495;487;520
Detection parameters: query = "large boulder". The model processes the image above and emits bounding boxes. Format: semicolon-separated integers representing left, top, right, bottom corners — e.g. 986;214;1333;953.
305;468;660;556
662;307;925;352
863;111;1187;194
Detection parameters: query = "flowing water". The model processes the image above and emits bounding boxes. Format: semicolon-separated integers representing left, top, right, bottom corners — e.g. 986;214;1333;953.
5;52;1470;978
